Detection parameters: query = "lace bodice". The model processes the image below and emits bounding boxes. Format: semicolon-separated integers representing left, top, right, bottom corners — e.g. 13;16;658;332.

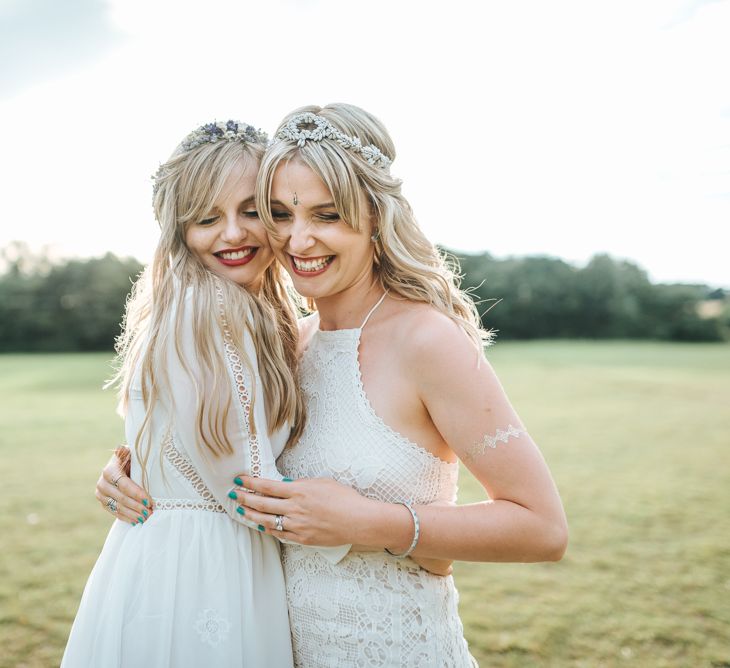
279;298;475;667
281;326;459;505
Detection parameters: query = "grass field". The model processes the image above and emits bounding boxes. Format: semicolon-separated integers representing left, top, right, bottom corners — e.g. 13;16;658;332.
1;342;729;667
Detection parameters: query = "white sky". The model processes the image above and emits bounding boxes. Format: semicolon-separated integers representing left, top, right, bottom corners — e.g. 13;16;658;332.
1;0;728;286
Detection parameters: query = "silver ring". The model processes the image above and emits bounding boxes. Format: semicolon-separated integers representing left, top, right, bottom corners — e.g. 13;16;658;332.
111;474;124;488
106;497;118;514
274;515;285;532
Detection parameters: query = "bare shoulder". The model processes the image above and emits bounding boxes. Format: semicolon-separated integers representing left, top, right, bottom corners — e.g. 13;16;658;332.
390;301;475;352
386;301;482;373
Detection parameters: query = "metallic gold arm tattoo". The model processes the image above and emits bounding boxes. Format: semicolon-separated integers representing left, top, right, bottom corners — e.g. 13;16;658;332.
464;424;526;462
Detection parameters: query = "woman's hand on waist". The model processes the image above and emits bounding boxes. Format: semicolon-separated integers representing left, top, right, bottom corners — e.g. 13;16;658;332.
96;445;153;526
229;474;379;547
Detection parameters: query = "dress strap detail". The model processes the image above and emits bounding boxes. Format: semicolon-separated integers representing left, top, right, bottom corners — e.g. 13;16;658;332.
359;292;388;329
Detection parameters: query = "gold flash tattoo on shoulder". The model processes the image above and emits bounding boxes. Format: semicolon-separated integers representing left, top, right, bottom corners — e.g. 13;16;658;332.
464;425;526;462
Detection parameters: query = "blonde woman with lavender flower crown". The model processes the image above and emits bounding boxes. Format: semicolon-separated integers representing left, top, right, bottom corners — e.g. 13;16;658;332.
61;121;349;667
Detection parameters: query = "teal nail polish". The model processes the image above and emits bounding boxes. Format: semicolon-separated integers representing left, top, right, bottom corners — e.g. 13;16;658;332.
236;507;245;515
234;477;243;486
142;510;148;517
283;477;293;482
228;491;237;500
142;499;149;507
137;516;144;524
257;524;265;532
130;521;137;526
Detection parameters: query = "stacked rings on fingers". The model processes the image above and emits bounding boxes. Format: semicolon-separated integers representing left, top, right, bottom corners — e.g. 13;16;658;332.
111;473;124;488
106;497;118;514
274;515;285;532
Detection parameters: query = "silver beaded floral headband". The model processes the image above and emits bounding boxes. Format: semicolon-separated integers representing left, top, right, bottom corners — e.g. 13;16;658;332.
152;120;268;198
274;112;392;169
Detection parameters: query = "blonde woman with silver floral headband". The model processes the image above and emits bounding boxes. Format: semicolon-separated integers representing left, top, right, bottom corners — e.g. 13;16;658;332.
95;104;568;666
62;121;352;667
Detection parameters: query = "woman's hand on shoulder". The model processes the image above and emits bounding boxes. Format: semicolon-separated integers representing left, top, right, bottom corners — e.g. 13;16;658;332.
95;446;154;526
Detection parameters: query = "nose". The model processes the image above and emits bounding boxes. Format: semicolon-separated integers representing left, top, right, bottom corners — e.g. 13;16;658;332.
220;212;247;245
287;215;315;254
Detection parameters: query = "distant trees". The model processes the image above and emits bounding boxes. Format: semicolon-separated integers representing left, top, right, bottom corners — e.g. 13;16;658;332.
0;243;726;352
454;251;728;342
0;243;143;352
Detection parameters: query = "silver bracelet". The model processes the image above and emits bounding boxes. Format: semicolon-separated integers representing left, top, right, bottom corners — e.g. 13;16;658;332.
385;502;420;559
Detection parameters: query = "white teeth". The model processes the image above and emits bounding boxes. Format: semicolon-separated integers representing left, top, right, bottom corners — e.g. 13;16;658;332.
220;248;253;260
292;256;333;272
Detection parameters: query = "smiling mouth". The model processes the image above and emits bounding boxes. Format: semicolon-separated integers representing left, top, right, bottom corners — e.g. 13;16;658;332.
214;247;258;266
290;255;335;275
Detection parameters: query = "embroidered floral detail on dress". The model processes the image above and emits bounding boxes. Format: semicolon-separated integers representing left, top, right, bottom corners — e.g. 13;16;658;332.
162;434;225;512
194;608;231;647
214;282;261;477
464;424;526;462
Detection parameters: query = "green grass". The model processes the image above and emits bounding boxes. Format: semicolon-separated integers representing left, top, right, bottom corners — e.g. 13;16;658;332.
1;343;729;667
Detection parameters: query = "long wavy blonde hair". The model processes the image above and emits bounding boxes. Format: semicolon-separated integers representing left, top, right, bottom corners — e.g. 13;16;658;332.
110;132;305;489
257;103;492;350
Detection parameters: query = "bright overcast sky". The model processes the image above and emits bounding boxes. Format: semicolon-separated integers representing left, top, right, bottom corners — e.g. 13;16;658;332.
1;0;728;286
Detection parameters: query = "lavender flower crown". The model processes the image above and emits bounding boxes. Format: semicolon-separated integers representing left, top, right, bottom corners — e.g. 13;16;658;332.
180;120;268;151
152;120;268;198
274;112;392;169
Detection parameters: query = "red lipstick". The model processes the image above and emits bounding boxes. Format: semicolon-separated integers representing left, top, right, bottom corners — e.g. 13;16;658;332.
214;246;258;267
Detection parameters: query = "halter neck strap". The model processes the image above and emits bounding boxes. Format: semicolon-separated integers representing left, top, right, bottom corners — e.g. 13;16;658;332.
360;292;388;329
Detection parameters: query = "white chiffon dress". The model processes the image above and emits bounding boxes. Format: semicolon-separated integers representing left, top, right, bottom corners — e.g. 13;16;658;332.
62;287;345;667
279;297;477;667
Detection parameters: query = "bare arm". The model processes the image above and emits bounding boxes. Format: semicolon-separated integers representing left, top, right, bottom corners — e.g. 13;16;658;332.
356;314;568;562
236;312;567;563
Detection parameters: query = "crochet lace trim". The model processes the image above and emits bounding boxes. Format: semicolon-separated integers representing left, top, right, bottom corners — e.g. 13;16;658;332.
153;497;225;512
214;283;261;477
162;434;224;512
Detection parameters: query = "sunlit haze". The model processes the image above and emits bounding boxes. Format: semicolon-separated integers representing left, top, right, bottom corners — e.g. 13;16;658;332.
1;0;728;286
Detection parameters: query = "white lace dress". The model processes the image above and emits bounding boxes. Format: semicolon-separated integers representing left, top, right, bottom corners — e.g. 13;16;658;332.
279;299;477;667
63;287;300;667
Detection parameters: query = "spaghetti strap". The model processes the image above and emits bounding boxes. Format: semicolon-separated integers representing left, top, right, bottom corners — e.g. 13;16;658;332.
360;292;388;329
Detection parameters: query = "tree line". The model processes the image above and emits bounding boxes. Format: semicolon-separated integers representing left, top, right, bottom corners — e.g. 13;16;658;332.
0;243;726;352
454;251;728;342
